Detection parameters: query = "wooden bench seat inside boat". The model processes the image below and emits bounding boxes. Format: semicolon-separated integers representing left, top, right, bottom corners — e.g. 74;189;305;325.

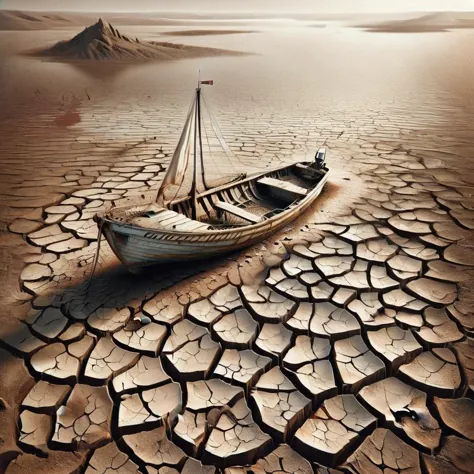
132;208;211;232
214;200;263;224
257;176;308;203
295;163;326;175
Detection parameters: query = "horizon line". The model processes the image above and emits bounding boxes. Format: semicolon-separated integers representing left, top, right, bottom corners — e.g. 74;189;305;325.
1;7;472;14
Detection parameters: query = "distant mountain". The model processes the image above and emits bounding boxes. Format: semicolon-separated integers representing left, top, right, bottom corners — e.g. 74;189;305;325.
35;19;245;61
0;10;75;30
359;11;474;33
0;10;197;30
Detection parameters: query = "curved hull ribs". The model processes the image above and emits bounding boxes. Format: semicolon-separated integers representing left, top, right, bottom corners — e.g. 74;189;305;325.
100;164;329;268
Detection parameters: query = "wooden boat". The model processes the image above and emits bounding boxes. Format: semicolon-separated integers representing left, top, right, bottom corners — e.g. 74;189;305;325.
95;81;329;269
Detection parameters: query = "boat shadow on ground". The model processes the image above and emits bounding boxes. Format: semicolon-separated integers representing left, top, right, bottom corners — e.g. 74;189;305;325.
66;246;247;318
0;249;241;364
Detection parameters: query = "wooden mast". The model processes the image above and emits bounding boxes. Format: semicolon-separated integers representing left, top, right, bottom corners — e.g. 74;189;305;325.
190;86;200;221
197;86;209;191
191;79;213;220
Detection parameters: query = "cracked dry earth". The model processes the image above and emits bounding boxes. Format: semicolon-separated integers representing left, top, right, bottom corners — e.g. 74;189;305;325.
1;91;474;474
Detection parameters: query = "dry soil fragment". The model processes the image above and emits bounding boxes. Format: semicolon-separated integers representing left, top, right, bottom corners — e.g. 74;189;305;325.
182;458;216;474
369;264;398;290
383;289;428;312
113;356;170;394
283;335;336;400
359;377;441;451
52;384;112;449
85;441;139;473
348;293;394;328
422;435;474;474
1;322;46;356
142;296;184;326
27;307;69;341
19;410;52;454
255;323;293;360
334;335;385;392
276;278;311;301
286;302;314;332
416;307;463;346
212;308;258;348
186;378;244;412
356;238;398;262
30;342;82;383
162;319;220;380
20;263;52;282
118;381;182;433
341;224;379;242
122;426;186;468
283;336;331;368
310;302;360;339
252;444;313;473
344;428;421;474
406;278;457;306
173;409;208;456
214;349;272;392
188;284;241;326
203;398;273;468
433;397;474;440
453;338;474;394
113;321;166;355
293;394;376;466
22;380;70;413
314;256;354;278
250;366;312;441
241;284;296;323
282;254;314;276
399;348;461;397
9;218;42;234
329;260;371;290
84;337;139;384
367;326;422;371
87;307;131;334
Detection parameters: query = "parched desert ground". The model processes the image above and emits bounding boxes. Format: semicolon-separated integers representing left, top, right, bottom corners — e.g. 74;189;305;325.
0;14;474;474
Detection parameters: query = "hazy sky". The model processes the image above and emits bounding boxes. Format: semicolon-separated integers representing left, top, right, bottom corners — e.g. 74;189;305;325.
1;0;474;12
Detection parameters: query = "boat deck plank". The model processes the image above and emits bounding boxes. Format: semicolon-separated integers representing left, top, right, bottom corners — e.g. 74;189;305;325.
159;215;189;226
146;210;176;222
174;220;211;231
131;208;210;232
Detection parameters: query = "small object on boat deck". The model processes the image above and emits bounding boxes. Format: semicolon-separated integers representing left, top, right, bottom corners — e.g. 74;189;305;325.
316;147;326;168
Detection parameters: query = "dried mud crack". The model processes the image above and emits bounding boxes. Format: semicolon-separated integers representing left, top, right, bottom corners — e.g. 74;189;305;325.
0;103;474;474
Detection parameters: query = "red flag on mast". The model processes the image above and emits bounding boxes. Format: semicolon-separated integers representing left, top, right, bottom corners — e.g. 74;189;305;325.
200;80;214;85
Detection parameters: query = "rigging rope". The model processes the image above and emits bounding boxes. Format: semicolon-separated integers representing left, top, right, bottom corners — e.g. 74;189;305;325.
201;106;239;181
201;91;294;173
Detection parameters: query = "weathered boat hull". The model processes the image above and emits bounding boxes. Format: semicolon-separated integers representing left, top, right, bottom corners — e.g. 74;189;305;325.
100;169;329;268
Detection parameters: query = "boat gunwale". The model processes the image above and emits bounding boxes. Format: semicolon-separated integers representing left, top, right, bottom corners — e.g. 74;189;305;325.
101;167;330;237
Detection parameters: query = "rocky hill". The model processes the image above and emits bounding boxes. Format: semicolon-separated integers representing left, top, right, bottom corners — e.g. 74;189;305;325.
38;19;244;61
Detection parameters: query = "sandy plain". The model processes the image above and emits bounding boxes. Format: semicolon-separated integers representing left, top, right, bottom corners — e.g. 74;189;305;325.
0;11;474;474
